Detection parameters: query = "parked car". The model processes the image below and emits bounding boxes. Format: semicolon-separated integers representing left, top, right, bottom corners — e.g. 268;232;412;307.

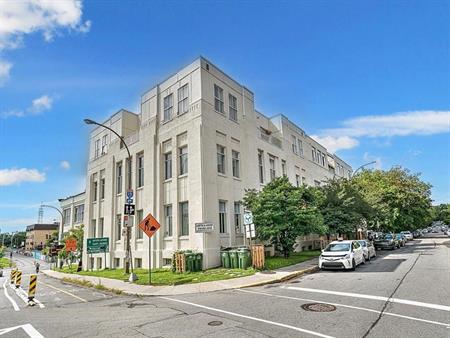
357;240;377;261
319;240;365;270
374;233;399;250
401;231;413;241
396;233;406;247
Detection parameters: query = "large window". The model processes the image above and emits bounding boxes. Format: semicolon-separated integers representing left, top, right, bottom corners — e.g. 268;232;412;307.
91;219;96;238
219;201;227;233
229;94;237;121
180;202;189;236
74;205;84;223
321;153;326;166
234;202;241;234
282;160;286;176
258;150;264;184
291;135;298;154
269;155;276;181
137;153;144;187
217;145;226;174
101;135;107;155
232;150;240;178
164;205;173;237
63;209;71;225
136;209;143;239
179;146;188;175
214;84;224;113
296;174;300;187
116;162;122;194
298;139;303;156
164;152;172;179
93;179;98;202
100;177;105;199
95;139;100;158
311;147;317;162
116;214;122;240
98;218;104;238
163;93;173;121
178;84;189;114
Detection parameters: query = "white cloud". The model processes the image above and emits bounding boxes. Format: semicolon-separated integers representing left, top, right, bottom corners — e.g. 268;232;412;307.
311;135;359;153
60;160;71;170
363;152;382;170
0;60;12;85
0;168;46;186
29;94;53;114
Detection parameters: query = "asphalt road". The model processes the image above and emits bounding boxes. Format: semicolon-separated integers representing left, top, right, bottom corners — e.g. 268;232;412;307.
1;235;449;337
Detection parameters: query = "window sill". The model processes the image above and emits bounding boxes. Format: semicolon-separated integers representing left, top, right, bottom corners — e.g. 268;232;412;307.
117;193;122;197
177;111;188;117
232;176;241;181
178;174;188;179
217;173;227;178
215;110;226;116
136;239;143;242
161;119;173;125
229;118;239;124
219;233;230;238
164;236;173;240
179;236;189;240
137;186;144;191
164;178;173;183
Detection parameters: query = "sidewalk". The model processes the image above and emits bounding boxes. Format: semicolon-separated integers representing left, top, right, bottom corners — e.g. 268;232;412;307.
43;258;319;296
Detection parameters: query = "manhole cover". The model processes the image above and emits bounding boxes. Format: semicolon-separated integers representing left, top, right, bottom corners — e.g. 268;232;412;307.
301;303;336;312
208;321;223;326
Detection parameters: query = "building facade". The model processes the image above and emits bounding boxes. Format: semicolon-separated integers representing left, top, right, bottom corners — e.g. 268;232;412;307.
83;57;352;270
59;192;85;234
25;223;59;251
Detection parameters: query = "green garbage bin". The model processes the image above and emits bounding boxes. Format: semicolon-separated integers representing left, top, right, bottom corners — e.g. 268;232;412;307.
185;253;195;272
238;249;251;269
229;250;238;269
221;250;230;268
195;253;203;271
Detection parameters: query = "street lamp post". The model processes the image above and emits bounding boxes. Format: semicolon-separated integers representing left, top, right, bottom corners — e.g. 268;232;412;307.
84;118;137;281
40;204;64;242
351;161;377;178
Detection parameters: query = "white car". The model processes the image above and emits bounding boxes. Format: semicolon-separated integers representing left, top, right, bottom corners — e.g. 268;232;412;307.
319;240;365;270
401;231;413;240
357;240;376;261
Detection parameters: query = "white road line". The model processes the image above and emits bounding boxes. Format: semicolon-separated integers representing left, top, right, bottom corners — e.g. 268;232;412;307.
0;324;45;338
2;279;20;312
238;289;450;328
160;296;335;338
39;281;87;303
13;285;45;309
282;286;450;312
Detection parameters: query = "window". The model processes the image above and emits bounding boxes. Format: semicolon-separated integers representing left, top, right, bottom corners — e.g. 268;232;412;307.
269;155;276;181
93;178;98;202
74;205;84;223
164;152;172;179
316;150;321;163
95;139;100;158
214;84;224;113
217;145;226;174
219;201;227;233
296;175;301;187
100;177;105;199
136;210;143;239
312;147;316;162
321;153;325;166
178;84;189;114
135;258;142;268
229;94;237;121
179;146;188;175
116;214;122;240
164;205;173;237
63;209;71;225
101;135;107;155
302;176;306;186
98;218;104;238
137;153;144;187
180;202;189;236
234;202;241;234
314;180;321;187
114;258;120;268
91;219;96;238
163;93;173;121
282;160;287;176
298;139;303;156
258;150;264;184
291;136;298;154
116;162;123;194
232;150;240;178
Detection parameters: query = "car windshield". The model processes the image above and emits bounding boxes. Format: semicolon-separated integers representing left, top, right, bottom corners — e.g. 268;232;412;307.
324;243;350;252
357;240;367;247
383;234;393;240
396;234;402;239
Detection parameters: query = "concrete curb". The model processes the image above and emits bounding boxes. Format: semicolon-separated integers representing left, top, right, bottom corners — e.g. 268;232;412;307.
238;266;319;289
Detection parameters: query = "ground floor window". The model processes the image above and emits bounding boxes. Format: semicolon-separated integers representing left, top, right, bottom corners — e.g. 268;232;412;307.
96;257;102;269
114;258;120;268
135;258;142;268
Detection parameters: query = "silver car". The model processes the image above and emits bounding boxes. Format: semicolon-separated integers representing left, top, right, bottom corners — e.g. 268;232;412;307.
358;240;377;261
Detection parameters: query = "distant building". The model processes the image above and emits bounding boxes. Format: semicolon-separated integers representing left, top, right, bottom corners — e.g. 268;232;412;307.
83;57;352;270
59;192;86;233
25;223;59;251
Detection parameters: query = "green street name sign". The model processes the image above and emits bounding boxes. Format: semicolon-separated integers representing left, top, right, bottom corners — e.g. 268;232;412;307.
87;237;109;254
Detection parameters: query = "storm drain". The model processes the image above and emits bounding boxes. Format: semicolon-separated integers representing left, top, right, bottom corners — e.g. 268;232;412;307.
301;303;336;312
207;321;223;326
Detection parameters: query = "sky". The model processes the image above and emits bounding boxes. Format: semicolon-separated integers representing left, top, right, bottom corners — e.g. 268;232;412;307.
0;0;449;233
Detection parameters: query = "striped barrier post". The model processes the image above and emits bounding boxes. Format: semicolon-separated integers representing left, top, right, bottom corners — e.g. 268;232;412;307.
10;270;17;284
15;271;22;288
28;274;37;302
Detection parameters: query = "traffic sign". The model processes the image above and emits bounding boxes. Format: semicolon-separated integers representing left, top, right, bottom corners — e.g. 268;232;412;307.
245;223;256;239
126;198;133;204
87;237;109;254
124;203;135;215
243;211;253;225
65;238;77;252
195;222;214;233
139;213;161;238
127;189;134;199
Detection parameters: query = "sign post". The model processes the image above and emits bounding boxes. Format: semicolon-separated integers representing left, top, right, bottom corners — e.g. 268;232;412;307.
243;211;255;247
138;213;161;285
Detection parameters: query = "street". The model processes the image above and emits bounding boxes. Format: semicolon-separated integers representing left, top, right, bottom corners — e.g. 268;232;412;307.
1;235;449;338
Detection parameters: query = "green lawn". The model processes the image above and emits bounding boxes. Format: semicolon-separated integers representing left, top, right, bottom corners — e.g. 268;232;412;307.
0;257;14;269
57;267;255;286
265;250;320;270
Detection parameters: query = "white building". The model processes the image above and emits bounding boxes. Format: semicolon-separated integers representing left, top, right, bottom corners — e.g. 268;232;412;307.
83;57;352;270
59;192;85;234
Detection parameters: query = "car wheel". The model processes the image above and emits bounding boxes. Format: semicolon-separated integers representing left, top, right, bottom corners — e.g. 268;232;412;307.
350;259;356;271
367;254;371;262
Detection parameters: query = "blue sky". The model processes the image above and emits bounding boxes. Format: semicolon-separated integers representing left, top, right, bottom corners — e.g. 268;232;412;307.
0;0;449;232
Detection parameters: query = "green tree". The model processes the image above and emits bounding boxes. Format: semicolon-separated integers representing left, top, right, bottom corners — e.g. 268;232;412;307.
61;224;84;261
243;176;324;258
320;178;373;238
431;204;450;224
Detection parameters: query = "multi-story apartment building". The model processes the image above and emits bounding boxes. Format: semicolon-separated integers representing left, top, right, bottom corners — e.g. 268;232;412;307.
25;223;59;251
59;192;85;234
83;57;352;270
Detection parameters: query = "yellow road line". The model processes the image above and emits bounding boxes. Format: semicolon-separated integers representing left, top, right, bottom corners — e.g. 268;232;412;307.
39;281;87;303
